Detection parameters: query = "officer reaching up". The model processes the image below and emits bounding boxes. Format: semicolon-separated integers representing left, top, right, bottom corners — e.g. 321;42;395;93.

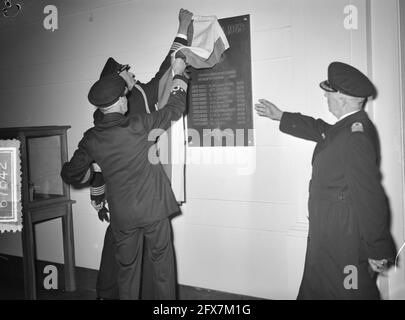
89;8;193;300
61;57;189;300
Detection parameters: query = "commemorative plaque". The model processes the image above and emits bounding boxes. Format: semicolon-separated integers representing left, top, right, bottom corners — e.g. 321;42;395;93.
187;14;253;147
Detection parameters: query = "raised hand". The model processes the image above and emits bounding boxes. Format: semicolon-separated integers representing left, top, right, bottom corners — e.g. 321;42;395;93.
172;57;187;76
255;99;283;121
368;258;389;274
178;8;193;34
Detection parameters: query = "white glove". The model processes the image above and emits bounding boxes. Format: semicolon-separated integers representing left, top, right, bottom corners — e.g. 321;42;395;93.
92;162;102;172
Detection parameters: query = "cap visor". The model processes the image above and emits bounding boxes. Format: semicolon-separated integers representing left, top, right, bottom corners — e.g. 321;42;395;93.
320;80;336;92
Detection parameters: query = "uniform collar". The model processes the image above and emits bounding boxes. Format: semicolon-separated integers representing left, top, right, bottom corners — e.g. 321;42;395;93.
338;110;361;121
338;109;366;123
330;109;368;133
94;112;126;129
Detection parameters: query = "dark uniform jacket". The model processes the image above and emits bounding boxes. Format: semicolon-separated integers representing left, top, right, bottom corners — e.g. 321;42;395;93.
94;35;188;122
280;110;396;299
61;88;186;231
126;35;188;115
85;35;188;300
90;35;188;203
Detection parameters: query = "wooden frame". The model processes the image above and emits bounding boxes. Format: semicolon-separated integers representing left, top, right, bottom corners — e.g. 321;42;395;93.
0;126;76;299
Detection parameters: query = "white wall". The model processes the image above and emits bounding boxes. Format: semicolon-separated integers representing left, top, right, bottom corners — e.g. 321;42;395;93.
370;0;405;299
0;0;403;299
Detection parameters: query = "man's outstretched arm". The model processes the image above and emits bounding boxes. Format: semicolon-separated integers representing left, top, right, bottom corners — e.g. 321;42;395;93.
141;58;188;132
255;99;332;143
141;8;193;110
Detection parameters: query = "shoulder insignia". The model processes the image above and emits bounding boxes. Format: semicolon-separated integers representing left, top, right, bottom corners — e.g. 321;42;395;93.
351;122;364;133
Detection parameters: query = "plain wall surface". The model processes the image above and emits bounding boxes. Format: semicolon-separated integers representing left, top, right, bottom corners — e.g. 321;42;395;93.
0;0;404;299
370;0;405;299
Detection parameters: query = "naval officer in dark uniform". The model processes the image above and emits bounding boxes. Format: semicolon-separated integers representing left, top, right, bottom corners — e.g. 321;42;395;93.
89;8;193;300
61;57;189;299
255;62;396;299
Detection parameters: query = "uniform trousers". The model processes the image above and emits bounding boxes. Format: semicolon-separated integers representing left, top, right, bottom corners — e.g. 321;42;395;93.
110;218;176;300
96;225;157;299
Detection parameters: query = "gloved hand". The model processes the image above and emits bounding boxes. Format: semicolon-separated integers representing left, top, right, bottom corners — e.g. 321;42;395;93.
98;206;110;223
91;200;110;223
92;162;102;172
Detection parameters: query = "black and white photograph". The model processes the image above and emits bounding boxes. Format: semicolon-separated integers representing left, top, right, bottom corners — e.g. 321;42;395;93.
0;0;404;308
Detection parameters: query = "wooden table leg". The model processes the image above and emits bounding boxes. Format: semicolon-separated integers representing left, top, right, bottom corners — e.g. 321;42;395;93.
21;211;37;300
62;204;76;292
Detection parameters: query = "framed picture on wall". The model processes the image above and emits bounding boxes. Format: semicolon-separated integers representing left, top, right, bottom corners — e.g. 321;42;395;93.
0;139;22;233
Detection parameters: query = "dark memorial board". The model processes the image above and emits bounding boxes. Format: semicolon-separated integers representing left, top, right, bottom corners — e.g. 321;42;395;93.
187;15;253;147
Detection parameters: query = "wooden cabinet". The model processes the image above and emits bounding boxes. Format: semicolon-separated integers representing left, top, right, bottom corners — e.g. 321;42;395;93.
0;126;76;299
